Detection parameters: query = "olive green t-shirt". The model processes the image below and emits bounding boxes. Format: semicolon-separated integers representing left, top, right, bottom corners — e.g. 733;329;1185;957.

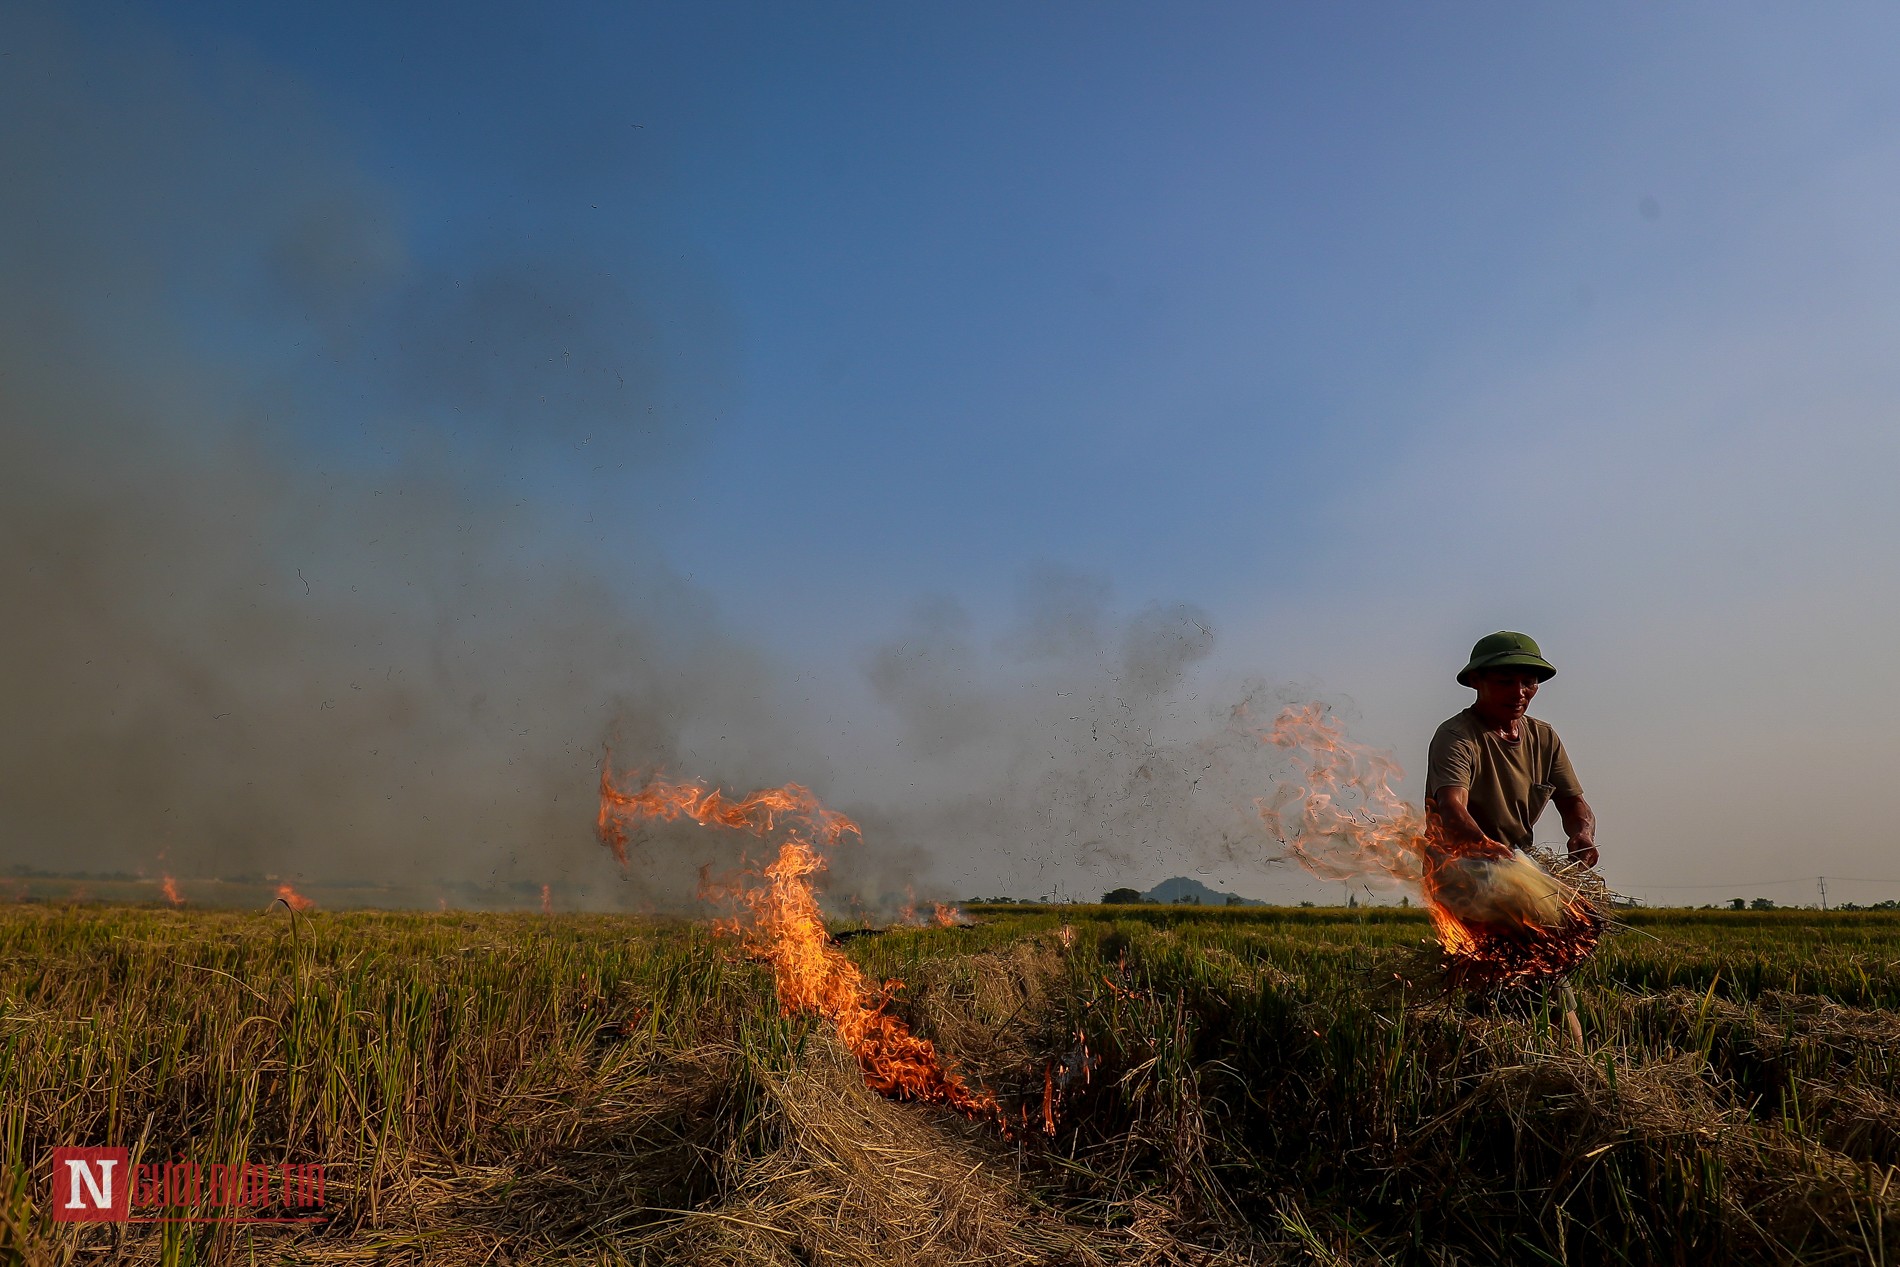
1425;710;1583;851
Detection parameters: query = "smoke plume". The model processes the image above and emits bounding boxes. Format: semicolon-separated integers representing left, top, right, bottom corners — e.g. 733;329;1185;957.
0;6;834;906
846;566;1297;901
0;8;1314;912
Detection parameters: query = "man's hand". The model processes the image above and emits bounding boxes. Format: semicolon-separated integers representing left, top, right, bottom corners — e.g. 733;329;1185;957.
1429;787;1514;860
1556;794;1598;869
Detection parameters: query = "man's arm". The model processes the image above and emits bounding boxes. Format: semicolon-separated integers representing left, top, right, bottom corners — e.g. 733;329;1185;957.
1428;786;1512;860
1554;794;1597;868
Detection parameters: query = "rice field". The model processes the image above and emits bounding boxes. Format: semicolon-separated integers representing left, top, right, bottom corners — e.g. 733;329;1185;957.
3;902;1898;1264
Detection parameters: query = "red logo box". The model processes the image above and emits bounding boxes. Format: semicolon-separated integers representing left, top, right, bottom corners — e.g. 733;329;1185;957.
49;1147;132;1223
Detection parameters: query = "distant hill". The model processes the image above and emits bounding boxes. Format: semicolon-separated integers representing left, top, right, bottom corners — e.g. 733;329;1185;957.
1140;876;1263;906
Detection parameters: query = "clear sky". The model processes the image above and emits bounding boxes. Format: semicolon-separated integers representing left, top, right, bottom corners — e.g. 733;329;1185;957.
7;2;1900;908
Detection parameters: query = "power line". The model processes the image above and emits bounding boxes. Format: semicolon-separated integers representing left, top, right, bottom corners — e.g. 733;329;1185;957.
1630;876;1900;890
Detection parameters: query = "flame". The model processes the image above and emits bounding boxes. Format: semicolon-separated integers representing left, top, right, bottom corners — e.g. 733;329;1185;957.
275;883;314;912
160;875;183;907
1255;703;1428;887
932;902;960;928
1253;704;1603;985
540;883;552;915
596;757;857;864
599;766;1004;1126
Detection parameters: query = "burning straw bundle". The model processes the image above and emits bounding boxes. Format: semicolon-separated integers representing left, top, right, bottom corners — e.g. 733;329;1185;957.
1425;846;1613;989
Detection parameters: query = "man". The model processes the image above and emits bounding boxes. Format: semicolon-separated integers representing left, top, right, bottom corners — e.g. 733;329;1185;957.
1426;631;1598;868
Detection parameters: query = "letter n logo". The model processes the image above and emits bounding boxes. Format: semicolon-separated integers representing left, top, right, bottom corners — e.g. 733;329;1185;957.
50;1147;131;1222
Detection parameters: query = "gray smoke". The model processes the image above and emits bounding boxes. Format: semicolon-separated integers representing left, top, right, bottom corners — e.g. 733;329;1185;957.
849;565;1295;901
0;6;843;907
0;9;1300;913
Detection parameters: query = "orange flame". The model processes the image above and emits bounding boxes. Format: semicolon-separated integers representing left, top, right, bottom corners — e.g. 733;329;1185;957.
540;883;552;915
1255;703;1428;887
275;883;314;912
599;766;1003;1126
932;902;960;928
596;757;857;864
1254;704;1602;985
160;875;183;907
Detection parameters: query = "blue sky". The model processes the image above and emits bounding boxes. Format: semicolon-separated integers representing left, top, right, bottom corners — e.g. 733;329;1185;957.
131;2;1746;595
9;2;1900;905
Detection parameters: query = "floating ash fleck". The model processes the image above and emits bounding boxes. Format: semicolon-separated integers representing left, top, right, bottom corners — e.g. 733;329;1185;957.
596;759;1006;1128
1252;704;1611;987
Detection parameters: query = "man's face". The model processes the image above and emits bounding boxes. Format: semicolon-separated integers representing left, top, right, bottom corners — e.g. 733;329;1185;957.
1473;667;1542;722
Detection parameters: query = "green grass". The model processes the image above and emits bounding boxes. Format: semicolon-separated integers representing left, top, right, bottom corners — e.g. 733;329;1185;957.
3;902;1898;1264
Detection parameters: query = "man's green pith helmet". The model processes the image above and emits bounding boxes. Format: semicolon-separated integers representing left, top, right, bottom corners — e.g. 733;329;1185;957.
1457;631;1557;687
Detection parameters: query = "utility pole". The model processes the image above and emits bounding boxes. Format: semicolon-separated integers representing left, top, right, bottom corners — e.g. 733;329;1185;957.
1818;876;1828;911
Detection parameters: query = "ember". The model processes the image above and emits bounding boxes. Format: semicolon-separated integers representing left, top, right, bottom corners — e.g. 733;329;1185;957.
1255;704;1607;986
597;760;1004;1126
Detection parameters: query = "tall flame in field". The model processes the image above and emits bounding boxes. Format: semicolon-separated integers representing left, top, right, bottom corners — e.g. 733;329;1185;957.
160;875;183;907
275;883;314;912
598;760;1003;1125
1254;704;1604;984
